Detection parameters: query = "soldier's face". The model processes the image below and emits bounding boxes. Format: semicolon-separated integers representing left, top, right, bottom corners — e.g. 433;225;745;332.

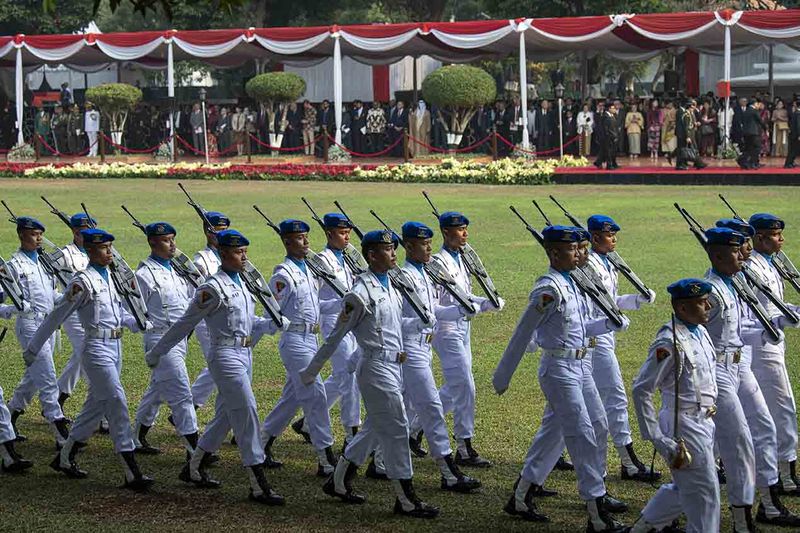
548;242;579;271
443;225;468;250
220;245;247;272
149;234;176;260
675;295;711;325
72;227;86;247
368;243;396;272
754;229;783;254
709;244;743;276
284;232;309;259
740;237;753;261
577;241;590;267
591;231;616;254
326;228;350;250
87;242;113;266
406;237;432;264
18;229;43;251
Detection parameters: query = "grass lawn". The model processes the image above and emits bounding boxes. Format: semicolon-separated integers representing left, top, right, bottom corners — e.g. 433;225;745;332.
0;178;798;532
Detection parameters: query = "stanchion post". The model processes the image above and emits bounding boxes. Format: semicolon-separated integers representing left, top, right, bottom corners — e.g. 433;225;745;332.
34;135;40;161
246;133;252;164
403;129;409;163
492;130;498;161
100;130;106;162
322;126;329;163
171;134;177;163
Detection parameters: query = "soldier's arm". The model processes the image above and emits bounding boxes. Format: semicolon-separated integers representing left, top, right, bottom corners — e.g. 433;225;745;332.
632;339;674;444
24;279;87;362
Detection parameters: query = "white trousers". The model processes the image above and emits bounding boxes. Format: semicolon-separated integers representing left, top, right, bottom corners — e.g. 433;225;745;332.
322;331;361;428
86;131;98;156
751;342;797;462
588;335;633;447
190;321;216;407
0;386;16;444
57;316;86;396
10;318;63;422
433;323;475;440
738;348;779;488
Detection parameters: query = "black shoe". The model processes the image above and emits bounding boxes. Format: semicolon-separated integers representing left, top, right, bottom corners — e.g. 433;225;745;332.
206;453;220;466
1;442;33;474
503;494;549;522
586;517;629;532
179;461;221;488
531;484;558;497
10;410;26;442
676;165;688;170
53;418;71;449
695;163;707;170
135;424;160;455
601;493;628;514
291;417;311;444
554;453;574;471
621;465;662;483
322;472;366;504
248;465;285;506
441;474;481;493
50;453;88;479
57;392;70;411
97;419;110;435
756;502;800;527
454;438;492;468
262;436;282;469
409;431;428;458
365;458;388;480
120;450;154;492
393;497;440;519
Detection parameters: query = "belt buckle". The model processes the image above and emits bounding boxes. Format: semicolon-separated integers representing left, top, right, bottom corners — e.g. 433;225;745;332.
576;348;587;359
243;335;252;347
397;351;407;364
733;349;741;364
424;333;432;344
312;323;320;334
705;405;717;418
588;337;597;348
111;328;122;339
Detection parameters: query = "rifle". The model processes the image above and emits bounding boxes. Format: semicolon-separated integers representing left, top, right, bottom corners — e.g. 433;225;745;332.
674;202;785;341
549;195;652;299
1;200;71;288
0;255;25;311
509;205;625;328
371;209;475;316
422;191;501;308
719;193;800;295
252;204;348;298
300;198;368;276
670;314;692;469
120;205;204;289
80;202;150;331
40;196;72;229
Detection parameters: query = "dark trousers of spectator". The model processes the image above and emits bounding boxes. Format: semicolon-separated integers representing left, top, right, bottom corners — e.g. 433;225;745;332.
740;134;760;168
785;137;799;167
369;133;384;153
193;132;206;154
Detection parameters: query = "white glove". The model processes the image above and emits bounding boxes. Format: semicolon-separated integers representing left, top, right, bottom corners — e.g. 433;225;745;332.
764;328;785;346
299;367;316;386
18;301;31;314
609;315;630;332
775;315;800;330
143;320;154;332
145;350;160;369
22;349;37;367
462;302;478;319
279;316;291;331
637;289;657;305
654;436;679;463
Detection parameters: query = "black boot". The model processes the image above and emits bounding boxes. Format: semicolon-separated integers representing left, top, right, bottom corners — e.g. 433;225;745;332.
182;432;198;463
134;424;160;455
454;437;492;468
262;436;282;469
317;446;337;478
554;452;574;471
57;392;70;411
731;504;757;532
291;417;311;444
323;458;366;504
341;426;358;455
248;464;285;506
409;430;428;458
531;484;558;497
600;493;628;514
587;496;628;532
503;476;550;522
1;440;33;473
440;454;481;493
620;443;661;482
179;449;221;488
718;459;727;485
365;454;388;480
53;418;70;450
393;478;439;519
97;418;110;435
50;440;88;478
756;484;800;527
120;450;154;492
10;409;26;442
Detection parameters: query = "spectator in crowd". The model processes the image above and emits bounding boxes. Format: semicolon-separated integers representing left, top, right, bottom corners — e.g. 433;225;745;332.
507;95;524;146
646;99;663;160
772;98;789;157
34;105;50;148
301;100;317;156
216;106;231;154
717;97;733;150
534;99;555;151
431;103;447;150
283;102;300;149
661;99;677;156
563;108;578;155
387;99;407;156
51;105;67;155
525;103;537;149
60;82;72;109
190;102;205;154
577;102;593;157
67;104;83;154
84;102;100;157
341;102;352;149
366;100;386;153
739;98;764;169
318;99;334;134
350;100;367;154
731;96;748;149
493;99;509;154
409;99;431;157
244;106;257;152
785;98;799;168
231;106;246;156
758;98;771;157
699;100;717;157
624;102;643;159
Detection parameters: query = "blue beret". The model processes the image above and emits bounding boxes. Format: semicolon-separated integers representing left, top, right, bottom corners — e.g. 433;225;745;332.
362;229;399;248
542;225;583;243
70;213;96;228
667;278;713;299
749;213;784;231
438;211;469;228
16;217;45;232
587;214;620;232
323;213;352;229
402;221;434;240
81;228;114;245
205;211;230;228
578;229;591;242
145;222;176;237
279;219;310;235
705;227;745;246
716;218;755;237
216;229;249;247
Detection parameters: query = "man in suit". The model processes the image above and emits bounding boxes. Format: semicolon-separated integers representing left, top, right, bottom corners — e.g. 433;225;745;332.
739;99;764;169
595;102;619;170
785;99;800;168
563;109;578;155
507;95;524;146
535;100;555;151
388;100;407;157
731;97;748;149
674;99;706;170
350;100;367;154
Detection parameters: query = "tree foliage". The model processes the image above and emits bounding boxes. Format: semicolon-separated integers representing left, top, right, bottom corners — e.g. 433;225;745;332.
422;65;496;143
85;83;142;139
245;72;306;134
0;0;93;35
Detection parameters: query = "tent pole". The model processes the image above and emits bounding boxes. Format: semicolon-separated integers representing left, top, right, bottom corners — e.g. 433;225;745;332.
723;25;731;152
519;30;529;150
768;44;774;101
333;33;343;145
167;39;176;162
15;46;24;147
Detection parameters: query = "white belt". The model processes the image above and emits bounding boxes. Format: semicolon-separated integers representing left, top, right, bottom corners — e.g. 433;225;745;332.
286;322;320;334
542;347;588;360
715;348;741;364
86;327;124;340
210;335;252;347
362;349;407;364
404;332;433;346
664;402;717;418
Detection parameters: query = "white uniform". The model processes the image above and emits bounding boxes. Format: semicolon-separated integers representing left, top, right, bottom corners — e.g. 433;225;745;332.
499;268;616;501
632;320;719;533
747;251;799;466
26;266;140;452
134;257;197;438
261;258;333;451
56;242;89;397
189;246;221;407
303;270;412;479
401;260;465;459
146;269;279;466
317;247;360;430
0;298;21;445
84;110;99;156
431;247;488;441
6;250;64;424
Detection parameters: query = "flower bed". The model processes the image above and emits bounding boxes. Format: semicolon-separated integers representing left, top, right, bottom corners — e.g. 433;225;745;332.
0;155;587;185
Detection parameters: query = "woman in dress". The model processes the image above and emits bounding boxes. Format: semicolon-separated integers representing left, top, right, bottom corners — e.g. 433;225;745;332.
772;98;789;157
699;100;718;157
646;99;663;160
625;102;643;159
577;103;594;157
661;100;677;155
759;99;771;156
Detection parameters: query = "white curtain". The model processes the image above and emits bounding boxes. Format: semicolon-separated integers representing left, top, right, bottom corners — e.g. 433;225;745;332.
95;37;163;61
284;57;373;103
339;29;418;51
254;32;329;55
25;40;85;62
389;56;441;95
430;21;515;49
172;36;243;58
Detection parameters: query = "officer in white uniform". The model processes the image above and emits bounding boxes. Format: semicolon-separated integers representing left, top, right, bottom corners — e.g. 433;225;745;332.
400;221;481;493
495;225;629;532
55;213;93;413
584;215;658;481
190;211;230;409
301;229;439;518
5;216;70;448
84;102;99;157
145;229;285;505
630;278;719;533
432;211;502;467
746;213;800;495
132;222;199;459
25;228;153;491
291;213;360;449
261;219;336;476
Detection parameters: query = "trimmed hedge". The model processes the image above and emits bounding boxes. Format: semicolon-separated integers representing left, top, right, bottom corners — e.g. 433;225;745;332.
421;65;496;109
245;72;307;104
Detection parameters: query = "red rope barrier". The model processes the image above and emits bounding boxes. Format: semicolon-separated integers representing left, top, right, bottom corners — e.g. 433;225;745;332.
495;133;580;156
176;134;256;157
407;133;493;154
100;132;166;154
247;133;323;152
326;135;403;158
37;135;94;157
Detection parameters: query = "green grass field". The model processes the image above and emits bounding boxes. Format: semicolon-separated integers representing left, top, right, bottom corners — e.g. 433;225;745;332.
0;178;798;532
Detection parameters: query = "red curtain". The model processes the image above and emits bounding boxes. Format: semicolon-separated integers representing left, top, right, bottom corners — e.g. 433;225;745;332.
684;49;699;96
372;65;390;102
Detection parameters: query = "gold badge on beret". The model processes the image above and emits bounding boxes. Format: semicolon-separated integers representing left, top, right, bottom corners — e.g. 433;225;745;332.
381;231;392;243
690;283;701;294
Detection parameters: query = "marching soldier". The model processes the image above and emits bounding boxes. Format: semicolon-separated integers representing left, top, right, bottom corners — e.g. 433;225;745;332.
5;216;70;448
132;222;200;459
496;225;629;532
145;229;286;504
260;220;336;476
300;229;439;518
431;211;503;468
0;384;32;473
630;279;718;533
585;215;659;481
24;228;153;490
